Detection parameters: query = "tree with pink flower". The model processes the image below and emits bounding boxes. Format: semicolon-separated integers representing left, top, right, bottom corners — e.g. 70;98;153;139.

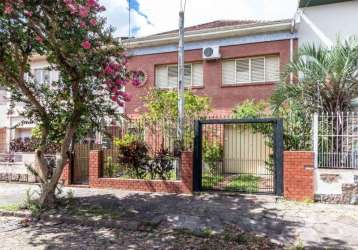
0;0;135;207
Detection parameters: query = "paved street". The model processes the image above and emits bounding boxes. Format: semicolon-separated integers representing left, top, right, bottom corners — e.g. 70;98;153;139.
1;182;358;249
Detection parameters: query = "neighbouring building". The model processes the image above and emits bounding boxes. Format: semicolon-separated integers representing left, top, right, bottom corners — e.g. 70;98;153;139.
0;55;60;154
295;0;358;48
295;0;358;203
125;19;297;117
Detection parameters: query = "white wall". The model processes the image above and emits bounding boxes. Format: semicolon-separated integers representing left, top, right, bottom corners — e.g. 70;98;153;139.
297;1;358;48
315;168;358;195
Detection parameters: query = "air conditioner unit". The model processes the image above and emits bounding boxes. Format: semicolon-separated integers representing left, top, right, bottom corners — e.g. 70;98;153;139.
202;46;221;60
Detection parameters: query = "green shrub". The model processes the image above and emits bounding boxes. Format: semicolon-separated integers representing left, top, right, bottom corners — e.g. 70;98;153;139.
150;148;175;180
232;99;267;119
116;138;150;179
203;143;223;175
103;156;121;178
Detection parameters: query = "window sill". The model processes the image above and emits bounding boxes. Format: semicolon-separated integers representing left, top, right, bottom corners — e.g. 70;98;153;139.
221;81;276;88
156;86;204;90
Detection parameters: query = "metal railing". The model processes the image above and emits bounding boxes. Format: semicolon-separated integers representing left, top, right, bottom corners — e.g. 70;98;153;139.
314;112;358;169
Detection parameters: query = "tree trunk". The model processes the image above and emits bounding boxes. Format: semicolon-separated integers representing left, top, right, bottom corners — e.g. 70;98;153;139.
37;127;75;208
34;149;49;182
39;183;56;208
38;155;66;208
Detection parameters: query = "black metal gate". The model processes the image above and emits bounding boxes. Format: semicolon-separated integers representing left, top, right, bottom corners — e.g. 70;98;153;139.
193;118;283;195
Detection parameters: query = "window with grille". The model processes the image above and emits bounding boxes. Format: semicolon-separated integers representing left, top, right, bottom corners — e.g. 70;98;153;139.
33;68;60;84
155;63;203;89
222;55;280;85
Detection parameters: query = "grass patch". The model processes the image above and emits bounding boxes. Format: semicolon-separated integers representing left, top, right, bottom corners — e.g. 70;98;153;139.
0;204;21;212
202;175;224;189
224;175;260;193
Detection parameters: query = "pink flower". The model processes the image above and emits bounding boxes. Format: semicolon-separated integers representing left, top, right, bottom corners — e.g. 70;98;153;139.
111;87;118;93
35;36;44;44
80;21;87;29
109;62;120;71
25;11;33;17
111;95;117;102
78;5;90;18
66;3;78;14
86;0;97;7
132;78;141;87
123;93;131;102
4;4;13;14
115;79;124;86
117;100;124;107
105;80;113;87
81;40;91;49
89;18;97;26
104;65;114;75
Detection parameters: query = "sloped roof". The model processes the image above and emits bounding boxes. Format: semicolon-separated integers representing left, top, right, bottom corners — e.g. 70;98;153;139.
126;19;293;49
155;20;262;36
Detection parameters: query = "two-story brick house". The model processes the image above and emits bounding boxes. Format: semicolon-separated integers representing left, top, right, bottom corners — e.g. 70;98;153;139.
125;19;297;117
0;19;297;153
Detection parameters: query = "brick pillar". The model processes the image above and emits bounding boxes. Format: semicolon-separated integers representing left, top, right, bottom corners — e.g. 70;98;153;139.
284;151;314;201
180;151;193;193
60;162;71;185
89;150;101;187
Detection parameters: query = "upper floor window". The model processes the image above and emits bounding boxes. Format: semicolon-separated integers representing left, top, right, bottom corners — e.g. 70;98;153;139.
222;55;280;85
155;63;203;89
33;68;59;84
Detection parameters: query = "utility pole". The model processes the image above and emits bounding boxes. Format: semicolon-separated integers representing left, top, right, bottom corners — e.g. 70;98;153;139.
176;8;185;180
177;10;185;149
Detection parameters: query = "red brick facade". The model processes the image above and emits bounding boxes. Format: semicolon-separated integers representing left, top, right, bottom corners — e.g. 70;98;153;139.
87;150;193;193
284;151;314;201
126;39;297;116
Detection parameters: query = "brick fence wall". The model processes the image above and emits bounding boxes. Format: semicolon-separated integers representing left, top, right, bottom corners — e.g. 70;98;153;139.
87;150;193;193
59;149;317;199
284;151;314;201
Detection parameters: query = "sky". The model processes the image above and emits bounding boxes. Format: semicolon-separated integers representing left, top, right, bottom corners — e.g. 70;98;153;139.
100;0;299;38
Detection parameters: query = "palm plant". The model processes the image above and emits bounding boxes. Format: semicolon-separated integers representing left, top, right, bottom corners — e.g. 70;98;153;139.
271;38;358;160
272;37;358;113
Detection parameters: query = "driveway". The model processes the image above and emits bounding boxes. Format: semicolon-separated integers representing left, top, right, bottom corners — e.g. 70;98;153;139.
1;182;358;249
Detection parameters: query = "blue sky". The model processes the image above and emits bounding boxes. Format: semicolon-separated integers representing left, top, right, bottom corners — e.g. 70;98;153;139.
100;0;299;37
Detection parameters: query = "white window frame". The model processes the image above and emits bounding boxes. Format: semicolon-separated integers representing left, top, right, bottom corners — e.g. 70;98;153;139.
223;55;279;86
249;56;266;83
234;57;266;84
33;67;52;84
235;58;250;84
31;67;60;85
156;63;202;89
